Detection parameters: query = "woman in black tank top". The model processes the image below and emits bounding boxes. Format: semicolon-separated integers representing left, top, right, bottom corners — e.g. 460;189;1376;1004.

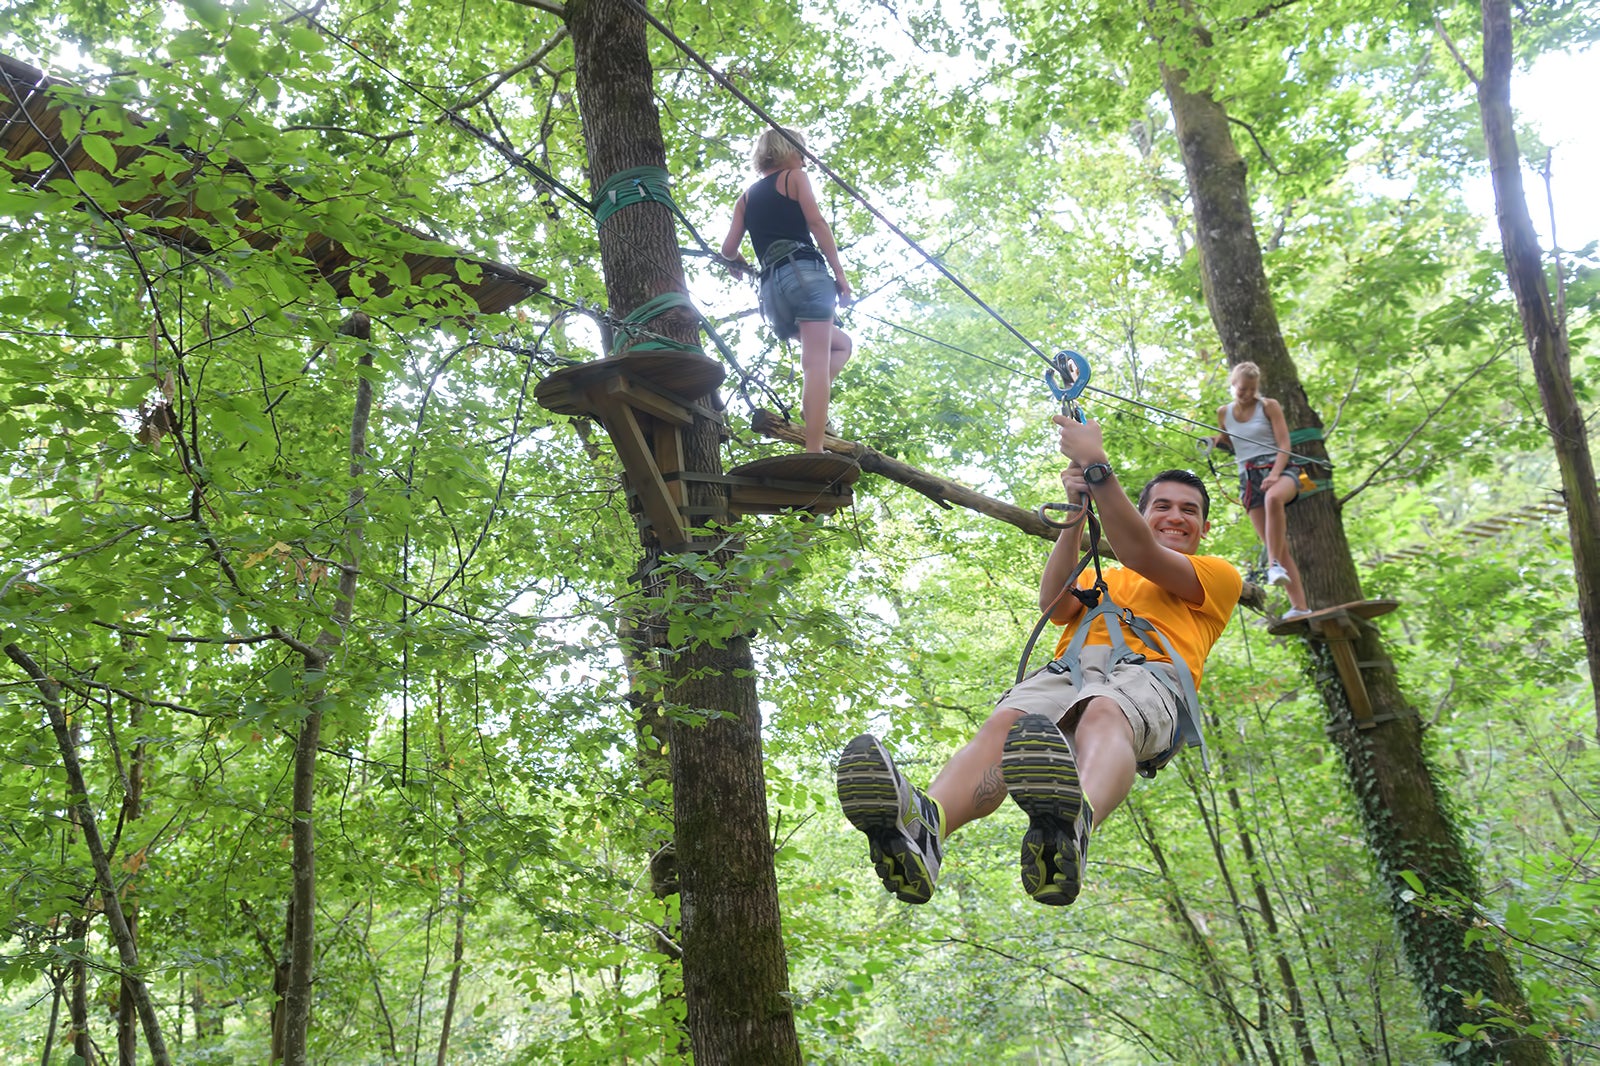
721;127;854;453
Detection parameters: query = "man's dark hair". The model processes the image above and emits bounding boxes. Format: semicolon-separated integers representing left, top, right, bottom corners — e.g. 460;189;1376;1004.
1137;468;1210;521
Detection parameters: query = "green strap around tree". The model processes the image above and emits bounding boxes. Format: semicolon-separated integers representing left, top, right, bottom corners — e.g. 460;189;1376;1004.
591;166;712;251
609;291;706;356
1289;426;1333;497
606;291;776;411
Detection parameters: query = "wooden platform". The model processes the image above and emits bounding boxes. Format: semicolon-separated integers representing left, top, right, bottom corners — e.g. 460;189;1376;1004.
1268;599;1399;728
534;352;725;421
725;453;859;517
1265;599;1398;637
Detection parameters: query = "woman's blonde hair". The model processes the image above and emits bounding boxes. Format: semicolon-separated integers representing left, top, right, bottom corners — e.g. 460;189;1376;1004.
1230;361;1262;384
752;127;805;173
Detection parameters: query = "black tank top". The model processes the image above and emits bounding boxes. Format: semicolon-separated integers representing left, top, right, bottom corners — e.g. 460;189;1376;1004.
744;171;815;265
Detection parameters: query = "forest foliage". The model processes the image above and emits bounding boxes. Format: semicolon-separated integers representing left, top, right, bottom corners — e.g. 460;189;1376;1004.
0;0;1596;1061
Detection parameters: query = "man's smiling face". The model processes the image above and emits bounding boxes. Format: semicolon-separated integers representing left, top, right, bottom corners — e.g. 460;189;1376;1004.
1140;481;1209;555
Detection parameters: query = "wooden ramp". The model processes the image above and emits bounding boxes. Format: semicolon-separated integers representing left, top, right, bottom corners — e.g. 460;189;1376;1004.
0;52;545;315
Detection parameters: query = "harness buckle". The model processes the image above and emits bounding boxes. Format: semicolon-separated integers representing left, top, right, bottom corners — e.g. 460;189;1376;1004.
1045;658;1071;675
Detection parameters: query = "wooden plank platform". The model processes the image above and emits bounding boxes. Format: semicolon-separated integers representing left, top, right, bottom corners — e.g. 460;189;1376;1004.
726;453;859;517
1267;599;1399;728
534;352;725;419
1265;599;1398;637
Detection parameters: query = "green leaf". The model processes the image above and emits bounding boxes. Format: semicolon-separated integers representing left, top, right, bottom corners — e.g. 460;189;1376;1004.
80;134;119;174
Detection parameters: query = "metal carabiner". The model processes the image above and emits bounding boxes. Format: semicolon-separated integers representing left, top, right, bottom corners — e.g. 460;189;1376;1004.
1041;349;1092;522
1045;349;1091;407
1037;501;1083;529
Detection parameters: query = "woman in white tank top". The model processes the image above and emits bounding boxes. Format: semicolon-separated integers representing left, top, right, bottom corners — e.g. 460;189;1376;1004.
1215;362;1310;619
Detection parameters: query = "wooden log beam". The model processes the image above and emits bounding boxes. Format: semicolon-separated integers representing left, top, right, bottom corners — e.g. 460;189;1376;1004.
753;409;1059;538
750;410;1267;611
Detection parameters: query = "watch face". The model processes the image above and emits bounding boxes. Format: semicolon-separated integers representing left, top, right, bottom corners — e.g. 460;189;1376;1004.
1086;463;1110;484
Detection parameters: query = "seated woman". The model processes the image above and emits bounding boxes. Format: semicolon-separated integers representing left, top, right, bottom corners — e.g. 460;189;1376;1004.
1215;362;1310;619
721;127;853;453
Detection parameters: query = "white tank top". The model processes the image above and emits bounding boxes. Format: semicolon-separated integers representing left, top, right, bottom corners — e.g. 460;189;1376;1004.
1223;401;1276;472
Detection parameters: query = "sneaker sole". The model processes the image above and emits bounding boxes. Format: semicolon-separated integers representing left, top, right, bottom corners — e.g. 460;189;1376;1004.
835;735;935;904
1001;715;1084;906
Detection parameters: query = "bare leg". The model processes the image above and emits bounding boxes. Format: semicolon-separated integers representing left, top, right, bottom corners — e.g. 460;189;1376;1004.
929;707;1024;833
797;319;833;452
828;325;853;382
1063;697;1138;826
1251;479;1308;611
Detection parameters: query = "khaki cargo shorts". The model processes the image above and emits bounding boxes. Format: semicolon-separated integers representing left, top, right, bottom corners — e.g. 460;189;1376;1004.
995;645;1181;762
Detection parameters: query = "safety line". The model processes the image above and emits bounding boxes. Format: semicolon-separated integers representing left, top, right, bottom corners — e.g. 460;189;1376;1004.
308;0;1319;468
859;312;1322;466
624;0;1332;469
621;0;1055;369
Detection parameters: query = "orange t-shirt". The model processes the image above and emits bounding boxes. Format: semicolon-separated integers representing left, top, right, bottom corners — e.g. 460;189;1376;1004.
1052;555;1242;689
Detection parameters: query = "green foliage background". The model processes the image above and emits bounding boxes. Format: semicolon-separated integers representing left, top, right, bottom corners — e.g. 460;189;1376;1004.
0;0;1595;1061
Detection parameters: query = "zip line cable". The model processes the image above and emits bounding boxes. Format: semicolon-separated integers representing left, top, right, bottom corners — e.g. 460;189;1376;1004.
306;1;1320;470
859;311;1325;467
623;0;1331;469
289;5;792;414
620;0;1056;369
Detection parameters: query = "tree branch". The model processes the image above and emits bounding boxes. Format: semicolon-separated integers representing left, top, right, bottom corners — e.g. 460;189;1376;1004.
458;29;570;109
1433;18;1480;86
1338;344;1505;506
500;0;566;16
3;643;172;1065
1225;115;1284;175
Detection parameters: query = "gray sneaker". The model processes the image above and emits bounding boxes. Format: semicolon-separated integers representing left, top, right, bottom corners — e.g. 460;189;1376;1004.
835;734;944;903
1001;714;1094;906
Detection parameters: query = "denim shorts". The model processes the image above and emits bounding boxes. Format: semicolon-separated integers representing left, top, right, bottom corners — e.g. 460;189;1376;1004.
994;646;1181;763
759;258;837;340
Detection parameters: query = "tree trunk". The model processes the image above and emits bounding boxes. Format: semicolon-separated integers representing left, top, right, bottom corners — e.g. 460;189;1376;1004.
1157;26;1549;1063
68;914;91;1066
117;687;145;1066
4;646;172;1065
1132;805;1257;1063
1220;778;1318;1064
283;313;375;1066
625;618;689;1056
1184;771;1283;1066
1477;0;1600;739
435;702;469;1066
564;2;801;1062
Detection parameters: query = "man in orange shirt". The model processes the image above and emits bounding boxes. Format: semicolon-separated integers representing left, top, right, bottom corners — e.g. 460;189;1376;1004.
837;414;1242;906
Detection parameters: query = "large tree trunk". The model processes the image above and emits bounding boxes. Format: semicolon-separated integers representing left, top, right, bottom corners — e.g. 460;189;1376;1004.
565;2;801;1061
1477;0;1600;738
1157;25;1548;1063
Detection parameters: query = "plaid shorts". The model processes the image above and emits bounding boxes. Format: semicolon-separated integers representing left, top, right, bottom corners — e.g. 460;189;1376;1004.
1240;462;1302;510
